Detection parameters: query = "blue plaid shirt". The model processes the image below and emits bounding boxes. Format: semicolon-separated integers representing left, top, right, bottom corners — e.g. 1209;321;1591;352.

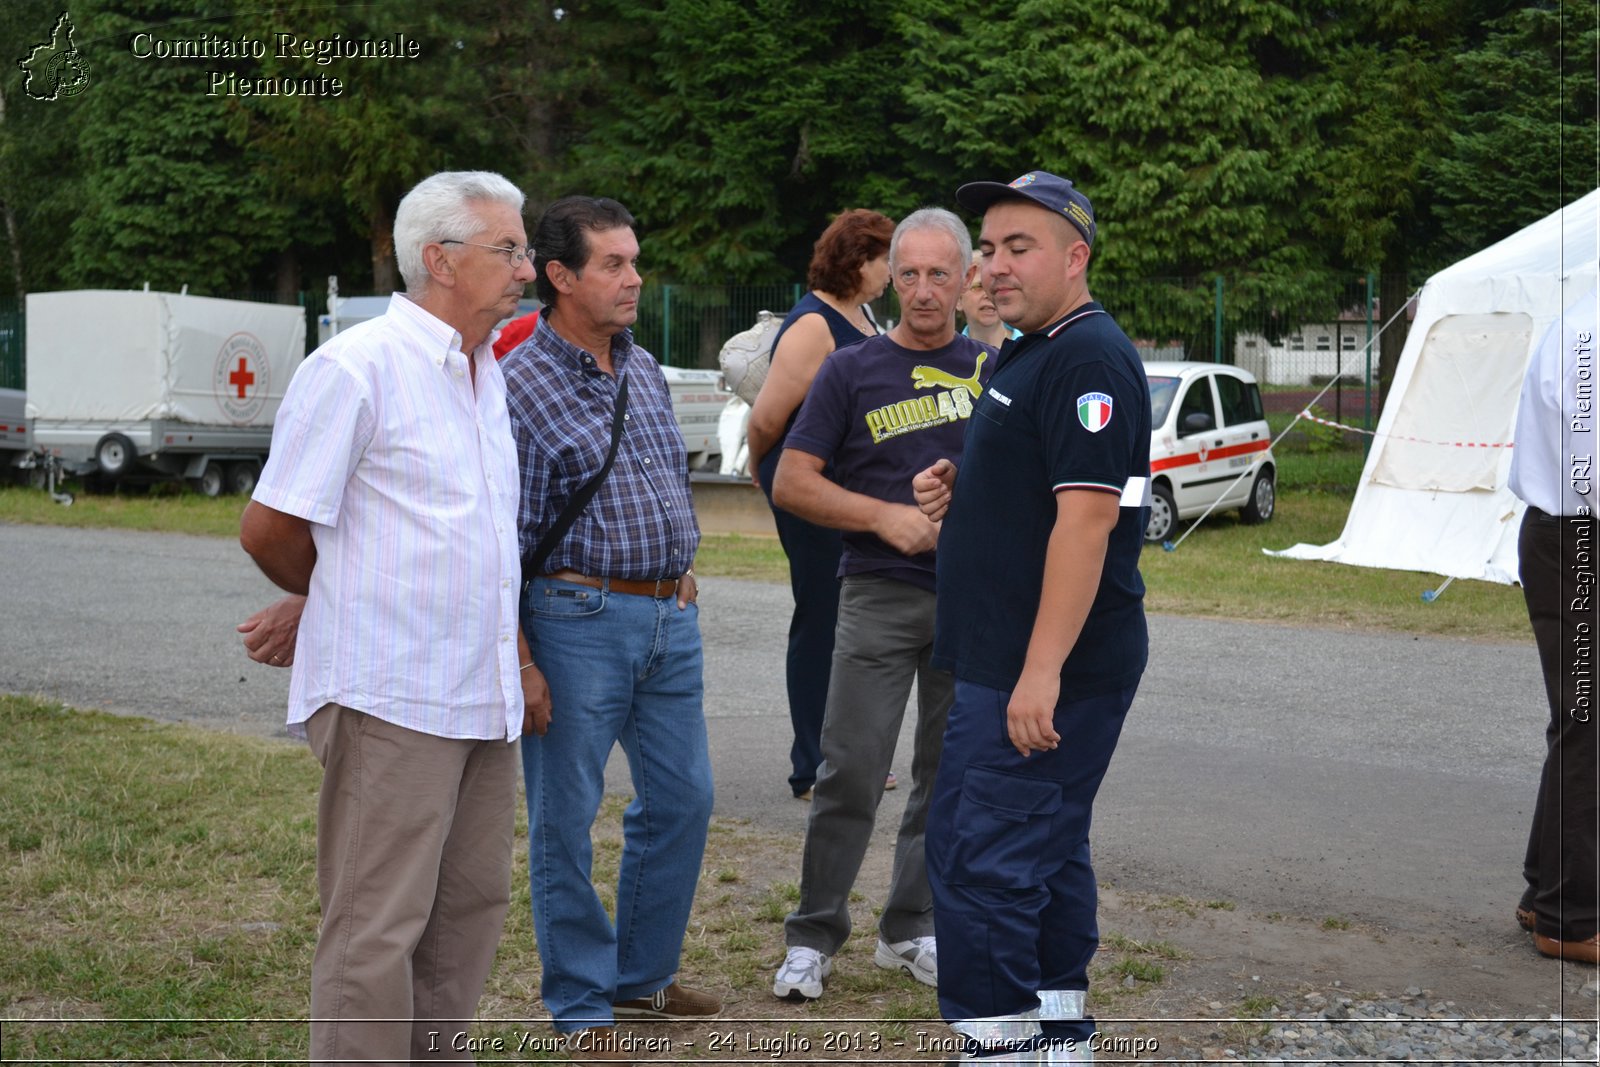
503;317;700;579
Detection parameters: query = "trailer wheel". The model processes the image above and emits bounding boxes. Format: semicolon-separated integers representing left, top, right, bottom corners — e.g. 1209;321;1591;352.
95;433;137;480
225;460;260;496
190;462;224;498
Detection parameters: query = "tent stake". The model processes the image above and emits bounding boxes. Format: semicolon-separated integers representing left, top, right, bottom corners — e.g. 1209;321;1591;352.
1421;576;1455;602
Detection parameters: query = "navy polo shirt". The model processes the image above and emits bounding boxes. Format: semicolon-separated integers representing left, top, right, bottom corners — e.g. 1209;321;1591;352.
932;302;1151;697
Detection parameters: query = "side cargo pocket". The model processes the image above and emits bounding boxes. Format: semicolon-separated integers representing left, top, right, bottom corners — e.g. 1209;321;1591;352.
946;766;1062;889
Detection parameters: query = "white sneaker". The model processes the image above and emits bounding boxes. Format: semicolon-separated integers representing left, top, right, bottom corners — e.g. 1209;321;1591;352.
875;935;937;986
772;945;831;1000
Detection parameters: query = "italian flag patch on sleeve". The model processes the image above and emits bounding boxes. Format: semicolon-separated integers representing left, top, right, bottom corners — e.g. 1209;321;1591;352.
1077;392;1113;433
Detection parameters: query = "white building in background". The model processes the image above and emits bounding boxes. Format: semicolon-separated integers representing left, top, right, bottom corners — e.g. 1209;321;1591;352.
1132;339;1186;362
1235;308;1377;386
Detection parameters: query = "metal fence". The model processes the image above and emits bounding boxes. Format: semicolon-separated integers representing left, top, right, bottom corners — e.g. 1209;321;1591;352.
1;276;1408;432
633;283;805;369
629;274;1400;432
1091;273;1396;429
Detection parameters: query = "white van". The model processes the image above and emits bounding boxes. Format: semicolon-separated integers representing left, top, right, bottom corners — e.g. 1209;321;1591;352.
1143;361;1276;543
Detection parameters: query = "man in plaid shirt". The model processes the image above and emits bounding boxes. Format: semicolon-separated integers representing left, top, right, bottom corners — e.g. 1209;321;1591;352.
502;195;719;1063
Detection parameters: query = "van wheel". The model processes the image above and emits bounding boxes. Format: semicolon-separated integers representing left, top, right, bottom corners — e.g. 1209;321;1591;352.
190;462;224;498
225;460;260;496
1241;467;1276;525
1145;483;1176;543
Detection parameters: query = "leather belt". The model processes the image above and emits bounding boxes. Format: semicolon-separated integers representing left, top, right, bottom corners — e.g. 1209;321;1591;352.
545;569;680;599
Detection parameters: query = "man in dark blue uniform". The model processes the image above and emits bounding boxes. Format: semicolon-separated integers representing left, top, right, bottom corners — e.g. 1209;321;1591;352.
914;171;1151;1064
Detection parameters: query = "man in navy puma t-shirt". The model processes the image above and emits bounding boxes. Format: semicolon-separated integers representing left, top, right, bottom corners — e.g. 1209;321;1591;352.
768;208;993;1003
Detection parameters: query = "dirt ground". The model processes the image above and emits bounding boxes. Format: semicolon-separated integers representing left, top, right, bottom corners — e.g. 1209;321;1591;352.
645;820;1600;1065
1087;883;1598;1056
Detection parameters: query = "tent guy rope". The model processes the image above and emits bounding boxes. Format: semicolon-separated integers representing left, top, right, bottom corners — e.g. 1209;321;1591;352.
1161;289;1423;554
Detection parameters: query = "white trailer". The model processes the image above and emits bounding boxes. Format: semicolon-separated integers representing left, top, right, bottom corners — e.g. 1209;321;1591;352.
660;366;733;471
25;290;306;494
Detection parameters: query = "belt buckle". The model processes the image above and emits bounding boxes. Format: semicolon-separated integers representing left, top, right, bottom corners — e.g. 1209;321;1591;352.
653;577;669;598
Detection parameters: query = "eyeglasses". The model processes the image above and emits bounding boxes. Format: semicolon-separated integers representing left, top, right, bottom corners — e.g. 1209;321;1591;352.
440;240;533;267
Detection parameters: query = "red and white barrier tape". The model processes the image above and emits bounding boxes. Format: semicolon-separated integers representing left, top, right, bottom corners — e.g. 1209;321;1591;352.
1297;409;1513;449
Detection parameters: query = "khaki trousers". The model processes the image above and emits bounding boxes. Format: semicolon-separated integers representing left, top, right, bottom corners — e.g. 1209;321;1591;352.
306;704;518;1065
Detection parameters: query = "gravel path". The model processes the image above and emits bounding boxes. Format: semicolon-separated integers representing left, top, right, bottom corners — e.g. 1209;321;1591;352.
1233;986;1598;1063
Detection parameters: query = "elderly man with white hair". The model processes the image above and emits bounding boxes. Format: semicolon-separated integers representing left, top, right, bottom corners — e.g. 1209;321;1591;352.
241;170;539;1064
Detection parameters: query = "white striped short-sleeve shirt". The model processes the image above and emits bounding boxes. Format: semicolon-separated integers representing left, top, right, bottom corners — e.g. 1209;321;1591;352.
254;294;524;742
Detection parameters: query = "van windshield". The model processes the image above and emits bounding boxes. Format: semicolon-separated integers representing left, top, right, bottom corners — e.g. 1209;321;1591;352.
1147;376;1178;427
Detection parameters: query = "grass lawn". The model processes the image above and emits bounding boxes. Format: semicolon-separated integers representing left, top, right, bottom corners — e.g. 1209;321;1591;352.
1140;489;1525;640
0;482;251;539
1;695;1195;1061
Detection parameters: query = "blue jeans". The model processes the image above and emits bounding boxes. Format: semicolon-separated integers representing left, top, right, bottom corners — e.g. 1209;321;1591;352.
520;576;714;1032
928;678;1136;1047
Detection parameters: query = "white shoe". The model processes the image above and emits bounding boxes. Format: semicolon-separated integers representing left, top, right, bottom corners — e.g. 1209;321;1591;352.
772;945;831;1000
875;935;937;986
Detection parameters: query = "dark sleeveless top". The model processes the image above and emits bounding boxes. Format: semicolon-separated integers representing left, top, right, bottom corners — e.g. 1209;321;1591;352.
757;292;873;490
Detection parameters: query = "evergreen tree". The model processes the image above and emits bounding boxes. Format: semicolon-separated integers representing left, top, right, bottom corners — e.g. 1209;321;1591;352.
0;3;86;298
562;0;909;285
58;1;294;293
896;0;1343;356
1427;0;1599;271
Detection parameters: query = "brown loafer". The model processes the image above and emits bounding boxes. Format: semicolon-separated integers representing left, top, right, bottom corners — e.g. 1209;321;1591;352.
1533;931;1600;964
1516;906;1536;932
613;980;723;1019
564;1026;632;1065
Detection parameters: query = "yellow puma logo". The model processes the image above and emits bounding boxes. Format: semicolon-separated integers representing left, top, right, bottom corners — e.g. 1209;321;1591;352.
911;350;986;397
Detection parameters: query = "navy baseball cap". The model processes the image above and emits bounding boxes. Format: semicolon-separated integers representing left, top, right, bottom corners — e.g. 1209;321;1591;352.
955;171;1096;248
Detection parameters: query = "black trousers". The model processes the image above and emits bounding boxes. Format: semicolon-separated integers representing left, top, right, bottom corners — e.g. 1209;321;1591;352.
1519;507;1600;941
759;445;842;797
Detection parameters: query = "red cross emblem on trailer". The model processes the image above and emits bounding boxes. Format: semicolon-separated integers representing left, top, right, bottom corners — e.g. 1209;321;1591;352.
214;332;271;424
228;357;254;398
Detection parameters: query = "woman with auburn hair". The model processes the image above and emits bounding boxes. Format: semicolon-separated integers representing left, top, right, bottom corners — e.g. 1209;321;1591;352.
748;208;895;800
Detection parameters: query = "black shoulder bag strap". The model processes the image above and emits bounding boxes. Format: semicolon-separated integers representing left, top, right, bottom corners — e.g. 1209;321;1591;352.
521;374;629;588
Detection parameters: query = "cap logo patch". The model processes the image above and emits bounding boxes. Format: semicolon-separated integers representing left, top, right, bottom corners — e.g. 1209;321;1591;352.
1077;392;1113;433
1009;173;1038;189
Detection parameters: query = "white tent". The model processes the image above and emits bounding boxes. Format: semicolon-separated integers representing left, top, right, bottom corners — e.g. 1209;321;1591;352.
1273;189;1600;584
